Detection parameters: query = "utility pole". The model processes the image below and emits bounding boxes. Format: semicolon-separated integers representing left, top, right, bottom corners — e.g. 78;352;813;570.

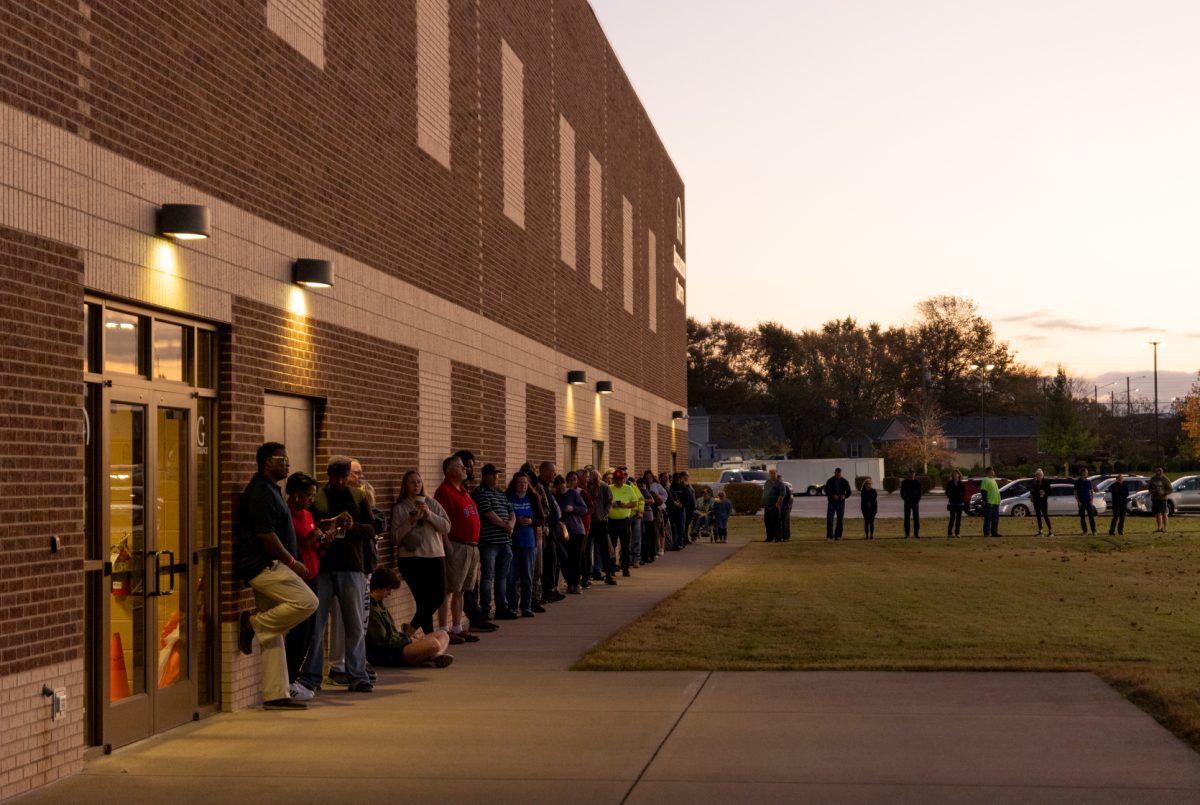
1126;376;1131;417
1150;341;1161;455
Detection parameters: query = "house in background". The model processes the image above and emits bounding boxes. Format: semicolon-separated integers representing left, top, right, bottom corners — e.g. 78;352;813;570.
874;416;1043;469
687;406;788;466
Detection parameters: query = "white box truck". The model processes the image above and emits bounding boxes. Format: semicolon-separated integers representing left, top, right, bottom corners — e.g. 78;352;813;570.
771;458;885;496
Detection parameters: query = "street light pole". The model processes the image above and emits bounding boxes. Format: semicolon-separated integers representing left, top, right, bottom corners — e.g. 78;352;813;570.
1150;341;1161;455
970;363;995;469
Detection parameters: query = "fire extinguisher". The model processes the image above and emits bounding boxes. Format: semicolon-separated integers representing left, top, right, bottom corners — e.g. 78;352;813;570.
111;537;132;598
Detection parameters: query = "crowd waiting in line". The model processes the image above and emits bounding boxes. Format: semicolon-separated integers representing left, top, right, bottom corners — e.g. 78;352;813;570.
234;442;730;710
760;465;1177;544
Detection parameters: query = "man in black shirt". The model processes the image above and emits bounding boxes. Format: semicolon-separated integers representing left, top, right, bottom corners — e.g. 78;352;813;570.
824;468;852;541
900;469;923;538
1108;473;1129;536
235;442;318;710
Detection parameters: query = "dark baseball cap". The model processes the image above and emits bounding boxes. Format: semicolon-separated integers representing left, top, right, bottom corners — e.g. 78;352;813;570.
481;463;498;475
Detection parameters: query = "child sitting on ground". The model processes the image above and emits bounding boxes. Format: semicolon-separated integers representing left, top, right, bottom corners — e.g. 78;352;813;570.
367;567;454;668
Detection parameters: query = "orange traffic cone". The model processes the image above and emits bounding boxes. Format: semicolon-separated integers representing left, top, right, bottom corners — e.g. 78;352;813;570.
110;633;131;701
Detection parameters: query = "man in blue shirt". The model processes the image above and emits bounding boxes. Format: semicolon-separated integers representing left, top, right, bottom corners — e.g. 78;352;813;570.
1074;467;1097;536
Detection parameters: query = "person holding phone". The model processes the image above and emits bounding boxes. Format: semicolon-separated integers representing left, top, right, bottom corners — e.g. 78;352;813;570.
392;470;451;637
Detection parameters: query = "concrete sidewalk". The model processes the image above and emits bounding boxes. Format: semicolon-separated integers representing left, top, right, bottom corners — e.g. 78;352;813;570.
15;536;1200;804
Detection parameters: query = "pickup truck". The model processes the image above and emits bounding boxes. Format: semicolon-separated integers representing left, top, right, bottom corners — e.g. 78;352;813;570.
707;469;770;496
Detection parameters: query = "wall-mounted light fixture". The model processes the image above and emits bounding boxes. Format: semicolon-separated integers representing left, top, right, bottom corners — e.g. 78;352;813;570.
672;410;685;420
157;204;210;240
596;380;613;395
293;259;335;288
567;370;587;385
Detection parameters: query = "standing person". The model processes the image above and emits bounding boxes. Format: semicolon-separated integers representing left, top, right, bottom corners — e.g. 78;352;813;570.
859;477;878;539
944;469;967;538
535;461;565;603
824;467;852;541
779;475;793;541
471;463;516;619
506;472;540;614
1031;468;1053;537
453;449;497;634
608;469;641;576
392;470;451;636
298;456;376;695
434;455;482;643
1108;473;1129;537
713;491;733;543
682;471;697;543
647;471;669;558
588;470;616;581
667;473;689;551
1149;467;1172;534
900;469;923;539
555;472;589;593
235;443;318;710
761;469;786;542
576;470;596;588
283;472;342;691
1074;467;1097;536
327;457;382;686
980;467;1002;538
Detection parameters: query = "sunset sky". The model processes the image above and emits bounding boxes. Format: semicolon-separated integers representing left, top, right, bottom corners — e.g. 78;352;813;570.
591;0;1199;403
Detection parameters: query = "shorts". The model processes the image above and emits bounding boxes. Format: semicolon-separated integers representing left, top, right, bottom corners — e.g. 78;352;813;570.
444;540;481;593
1152;499;1169;515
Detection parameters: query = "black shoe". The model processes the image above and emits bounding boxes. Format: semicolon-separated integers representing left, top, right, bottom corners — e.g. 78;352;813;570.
263;698;306;710
471;621;499;632
622;568;631;577
592;572;604;581
327;670;350;687
348;681;374;693
495;610;520;620
366;667;378;682
604;576;618;586
531;602;546;613
521;610;535;618
546;591;566;602
238;611;254;656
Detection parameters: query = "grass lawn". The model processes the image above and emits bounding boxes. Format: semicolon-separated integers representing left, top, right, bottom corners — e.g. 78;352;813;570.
577;513;1200;749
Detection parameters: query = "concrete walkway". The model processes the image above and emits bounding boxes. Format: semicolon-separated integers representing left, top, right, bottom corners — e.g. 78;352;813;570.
15;536;1200;804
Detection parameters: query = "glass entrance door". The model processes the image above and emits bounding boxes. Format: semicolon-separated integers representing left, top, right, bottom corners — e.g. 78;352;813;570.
104;391;195;746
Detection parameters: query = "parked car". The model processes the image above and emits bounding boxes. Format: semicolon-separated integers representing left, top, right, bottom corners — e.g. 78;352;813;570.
1094;476;1149;507
1127;475;1200;516
708;469;770;496
999;483;1107;517
963;477;1025;515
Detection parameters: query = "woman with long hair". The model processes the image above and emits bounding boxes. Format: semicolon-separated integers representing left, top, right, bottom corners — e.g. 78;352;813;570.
391;470;451;636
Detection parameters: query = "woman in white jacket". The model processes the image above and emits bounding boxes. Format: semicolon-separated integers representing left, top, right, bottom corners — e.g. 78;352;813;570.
391;471;451;636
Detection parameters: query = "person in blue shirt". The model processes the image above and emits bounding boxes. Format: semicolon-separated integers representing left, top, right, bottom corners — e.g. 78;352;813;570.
506;473;539;617
1074;467;1097;536
712;491;733;543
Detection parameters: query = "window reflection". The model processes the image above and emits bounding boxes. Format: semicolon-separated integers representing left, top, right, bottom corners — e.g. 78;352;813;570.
152;321;184;382
104;311;140;375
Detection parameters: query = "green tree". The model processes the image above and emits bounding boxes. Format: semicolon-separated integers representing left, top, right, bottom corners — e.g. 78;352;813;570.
1180;372;1200;459
1037;367;1098;474
687;318;764;414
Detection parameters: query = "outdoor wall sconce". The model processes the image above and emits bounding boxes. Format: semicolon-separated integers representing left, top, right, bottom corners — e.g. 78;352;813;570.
672;410;684;420
157;204;210;240
293;259;334;288
567;370;587;385
596;380;613;395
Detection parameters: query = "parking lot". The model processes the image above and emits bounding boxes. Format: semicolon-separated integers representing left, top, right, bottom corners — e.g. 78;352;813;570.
787;492;1195;519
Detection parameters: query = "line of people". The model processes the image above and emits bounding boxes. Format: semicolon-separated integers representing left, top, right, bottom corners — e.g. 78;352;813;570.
234;442;717;710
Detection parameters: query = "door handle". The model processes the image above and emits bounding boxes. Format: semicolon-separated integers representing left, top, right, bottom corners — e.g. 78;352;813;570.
161;549;176;596
148;550;176;597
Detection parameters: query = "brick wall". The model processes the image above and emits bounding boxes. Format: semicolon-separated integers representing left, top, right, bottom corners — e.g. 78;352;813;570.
219;297;419;707
0;226;85;675
524;383;556;467
608;409;626;468
0;226;85;798
633;416;651;475
0;0;686;406
657;422;676;475
450;361;507;476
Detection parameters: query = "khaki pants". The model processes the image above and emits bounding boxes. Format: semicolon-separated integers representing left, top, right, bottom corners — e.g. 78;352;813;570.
249;561;318;702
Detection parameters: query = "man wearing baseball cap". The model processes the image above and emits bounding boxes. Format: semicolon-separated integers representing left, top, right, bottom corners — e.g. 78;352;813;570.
607;469;641;578
471;463;516;620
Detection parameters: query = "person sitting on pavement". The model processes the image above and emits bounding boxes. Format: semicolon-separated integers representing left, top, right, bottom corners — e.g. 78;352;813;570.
366;567;453;669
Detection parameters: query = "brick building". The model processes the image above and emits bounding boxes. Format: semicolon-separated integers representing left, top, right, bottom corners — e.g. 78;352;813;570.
0;1;686;796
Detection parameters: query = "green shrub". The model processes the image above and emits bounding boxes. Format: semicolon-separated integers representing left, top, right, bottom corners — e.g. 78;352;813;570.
724;482;762;514
854;475;870;491
882;476;900;494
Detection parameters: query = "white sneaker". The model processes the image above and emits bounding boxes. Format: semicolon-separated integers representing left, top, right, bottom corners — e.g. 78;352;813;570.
289;682;315;701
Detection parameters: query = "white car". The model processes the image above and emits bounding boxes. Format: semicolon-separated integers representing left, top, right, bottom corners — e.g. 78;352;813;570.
999;483;1107;517
708;469;770;496
1128;475;1200;515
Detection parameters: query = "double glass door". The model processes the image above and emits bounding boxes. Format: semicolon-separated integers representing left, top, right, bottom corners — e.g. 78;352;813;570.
101;387;196;746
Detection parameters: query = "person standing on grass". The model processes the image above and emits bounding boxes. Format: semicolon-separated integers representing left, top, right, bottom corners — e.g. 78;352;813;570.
1031;468;1053;537
824;468;852;541
1074;467;1097;536
1149;467;1171;534
859;477;878;539
980;467;1002;537
713;491;733;543
944;469;966;538
1108;473;1128;537
779;475;794;541
761;468;786;542
900;469;922;538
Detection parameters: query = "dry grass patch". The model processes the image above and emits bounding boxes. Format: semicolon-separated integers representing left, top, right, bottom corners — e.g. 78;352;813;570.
577;515;1200;749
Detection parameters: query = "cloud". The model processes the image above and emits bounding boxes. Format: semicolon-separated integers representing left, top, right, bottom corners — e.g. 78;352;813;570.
1019;316;1168;335
995;310;1050;323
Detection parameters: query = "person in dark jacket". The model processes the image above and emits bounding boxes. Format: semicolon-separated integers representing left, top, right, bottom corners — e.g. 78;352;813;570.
824;468;852;540
944;469;967;537
859;477;878;539
1031;468;1053;537
900;469;922;538
1108;473;1129;536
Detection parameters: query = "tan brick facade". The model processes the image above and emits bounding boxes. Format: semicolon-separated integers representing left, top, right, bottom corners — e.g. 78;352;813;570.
0;0;685;797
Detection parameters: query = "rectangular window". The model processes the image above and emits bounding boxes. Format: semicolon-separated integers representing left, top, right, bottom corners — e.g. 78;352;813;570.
673;244;686;279
944;437;958;450
562;436;578;472
501;39;525;228
848;443;863;458
592;440;605;470
266;0;326;69
559;116;576;268
647;229;657;332
103;310;143;376
675;277;685;304
151;320;187;383
588;153;602;289
415;0;452;168
622;196;633;314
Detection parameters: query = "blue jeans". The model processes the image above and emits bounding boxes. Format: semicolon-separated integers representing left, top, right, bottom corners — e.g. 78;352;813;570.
983;504;1000;536
298;570;367;690
630;518;643;563
826;500;845;539
508;546;536;613
478;542;512;616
